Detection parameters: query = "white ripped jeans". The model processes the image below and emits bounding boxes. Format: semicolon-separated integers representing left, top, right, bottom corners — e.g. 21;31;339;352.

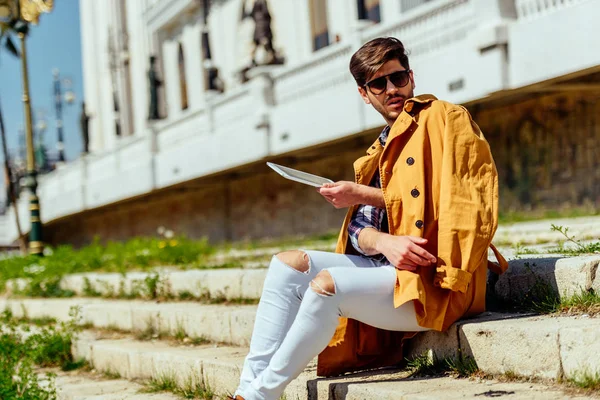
234;250;430;400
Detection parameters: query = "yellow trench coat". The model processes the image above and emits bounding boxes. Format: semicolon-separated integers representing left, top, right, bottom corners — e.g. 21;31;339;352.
317;94;508;377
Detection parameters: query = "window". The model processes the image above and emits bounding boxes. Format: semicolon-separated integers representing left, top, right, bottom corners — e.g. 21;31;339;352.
309;0;329;51
178;43;189;110
357;0;381;23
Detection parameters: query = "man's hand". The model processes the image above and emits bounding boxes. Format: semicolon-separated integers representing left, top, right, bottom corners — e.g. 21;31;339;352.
318;181;385;208
375;234;437;272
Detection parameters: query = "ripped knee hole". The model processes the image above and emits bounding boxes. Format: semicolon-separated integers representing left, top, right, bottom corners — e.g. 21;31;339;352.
275;250;310;273
310;272;336;296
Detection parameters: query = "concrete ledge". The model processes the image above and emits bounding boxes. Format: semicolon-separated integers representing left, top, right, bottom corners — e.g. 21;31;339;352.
0;298;256;347
71;331;595;399
4;268;269;301
54;373;180;400
407;313;600;381
7;296;600;384
6;255;598;306
493;255;600;302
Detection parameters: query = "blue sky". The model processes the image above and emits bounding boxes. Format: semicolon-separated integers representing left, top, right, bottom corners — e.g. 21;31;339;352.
0;0;83;169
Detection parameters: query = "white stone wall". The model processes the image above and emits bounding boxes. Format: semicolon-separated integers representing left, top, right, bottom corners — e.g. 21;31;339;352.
2;0;599;245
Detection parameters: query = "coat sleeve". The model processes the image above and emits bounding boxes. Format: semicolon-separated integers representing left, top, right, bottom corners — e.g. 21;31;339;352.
434;106;499;293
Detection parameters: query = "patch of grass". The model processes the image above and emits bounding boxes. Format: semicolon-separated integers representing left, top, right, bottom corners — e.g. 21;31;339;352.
0;306;83;399
144;372;178;393
498;209;599;225
549;224;600;255
62;359;88;372
557;290;600;316
102;367;122;380
568;370;600;390
178;370;216;399
135;317;158;341
82;277;102;297
0;235;215;297
512;242;540;257
189;336;211;346
174;319;187;342
405;351;479;378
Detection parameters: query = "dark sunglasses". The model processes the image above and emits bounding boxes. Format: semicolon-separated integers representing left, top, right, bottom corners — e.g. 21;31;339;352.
364;70;412;95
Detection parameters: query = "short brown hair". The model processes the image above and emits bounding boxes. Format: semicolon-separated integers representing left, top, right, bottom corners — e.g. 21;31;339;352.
349;37;410;87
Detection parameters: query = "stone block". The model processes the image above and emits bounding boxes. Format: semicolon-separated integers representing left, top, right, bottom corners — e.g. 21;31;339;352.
130;303;160;334
405;324;460;361
559;318;600;379
89;340;131;378
493;255;600;302
229;307;256;347
84;301;133;331
459;315;561;379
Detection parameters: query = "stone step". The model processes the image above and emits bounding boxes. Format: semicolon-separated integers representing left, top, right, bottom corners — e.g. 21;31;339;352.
71;329;596;399
0;297;257;347
5;267;268;301
491;255;600;302
406;312;600;381
51;370;180;400
6;255;599;305
6;294;600;387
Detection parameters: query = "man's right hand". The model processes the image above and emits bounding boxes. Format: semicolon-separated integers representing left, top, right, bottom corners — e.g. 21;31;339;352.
375;234;437;271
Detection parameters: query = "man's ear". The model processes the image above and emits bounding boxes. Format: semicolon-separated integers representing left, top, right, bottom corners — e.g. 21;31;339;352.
409;70;416;90
358;86;371;105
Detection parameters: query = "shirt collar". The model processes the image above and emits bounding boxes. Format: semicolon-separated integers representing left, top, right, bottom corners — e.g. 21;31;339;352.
378;125;390;147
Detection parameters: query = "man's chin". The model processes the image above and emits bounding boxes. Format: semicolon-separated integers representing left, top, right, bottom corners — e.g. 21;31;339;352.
387;110;401;122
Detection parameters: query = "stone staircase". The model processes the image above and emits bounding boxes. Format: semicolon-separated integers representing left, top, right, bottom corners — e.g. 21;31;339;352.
2;254;600;398
2;216;600;399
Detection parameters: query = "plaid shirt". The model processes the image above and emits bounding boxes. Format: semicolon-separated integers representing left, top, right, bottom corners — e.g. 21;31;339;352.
348;126;390;259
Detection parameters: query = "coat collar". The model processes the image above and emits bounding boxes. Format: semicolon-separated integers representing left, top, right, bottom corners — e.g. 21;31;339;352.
365;94;438;156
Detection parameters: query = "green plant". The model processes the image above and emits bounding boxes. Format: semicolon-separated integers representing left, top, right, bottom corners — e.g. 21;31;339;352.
0;306;82;399
102;367;122;380
178;370;215;399
135;317;158;341
518;262;561;314
568;369;600;390
557;290;600;316
405;351;479;378
82;277;101;297
174;320;187;342
144;371;178;393
550;224;600;255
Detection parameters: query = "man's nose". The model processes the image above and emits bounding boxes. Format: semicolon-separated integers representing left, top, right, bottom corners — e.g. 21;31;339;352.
385;77;399;94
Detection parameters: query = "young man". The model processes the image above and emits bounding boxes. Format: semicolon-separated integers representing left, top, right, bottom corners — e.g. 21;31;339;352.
231;37;507;400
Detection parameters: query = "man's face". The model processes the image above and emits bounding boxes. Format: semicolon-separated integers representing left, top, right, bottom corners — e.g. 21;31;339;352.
358;59;415;126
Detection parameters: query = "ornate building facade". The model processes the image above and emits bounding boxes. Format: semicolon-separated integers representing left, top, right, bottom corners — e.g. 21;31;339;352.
1;0;599;246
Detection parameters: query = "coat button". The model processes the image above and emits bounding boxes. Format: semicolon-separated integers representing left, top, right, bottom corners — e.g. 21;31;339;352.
406;157;415;166
411;189;420;198
415;220;424;229
371;146;376;149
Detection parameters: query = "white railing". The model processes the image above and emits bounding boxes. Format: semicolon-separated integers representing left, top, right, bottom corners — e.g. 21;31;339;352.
364;0;474;58
400;0;438;13
516;0;589;19
272;42;353;106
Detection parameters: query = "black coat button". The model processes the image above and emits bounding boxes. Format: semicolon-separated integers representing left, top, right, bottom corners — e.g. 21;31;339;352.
415;220;424;229
411;189;420;198
406;157;415;166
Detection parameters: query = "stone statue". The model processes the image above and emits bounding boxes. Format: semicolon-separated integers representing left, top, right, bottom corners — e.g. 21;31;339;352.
245;0;279;66
80;101;90;154
148;55;162;120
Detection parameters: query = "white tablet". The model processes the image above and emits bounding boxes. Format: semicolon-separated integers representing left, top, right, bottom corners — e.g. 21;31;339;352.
267;162;334;188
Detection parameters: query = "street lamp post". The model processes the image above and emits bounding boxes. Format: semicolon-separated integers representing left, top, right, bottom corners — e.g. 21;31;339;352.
0;0;54;256
53;69;65;162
